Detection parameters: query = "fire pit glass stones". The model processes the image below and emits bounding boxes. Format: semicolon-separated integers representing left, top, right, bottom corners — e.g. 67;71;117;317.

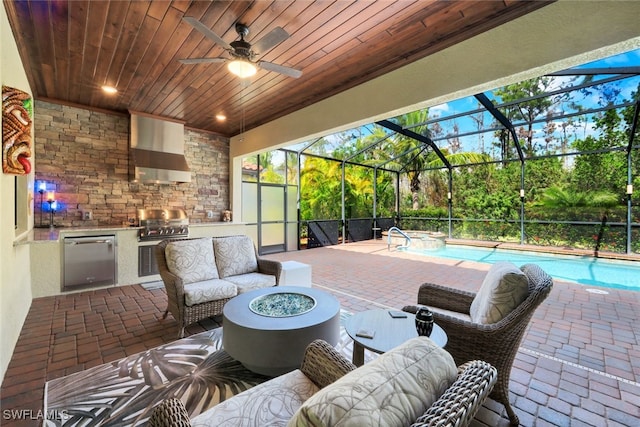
223;286;340;376
249;292;316;317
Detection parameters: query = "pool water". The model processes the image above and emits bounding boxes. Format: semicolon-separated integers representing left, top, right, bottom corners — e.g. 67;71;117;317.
405;245;640;291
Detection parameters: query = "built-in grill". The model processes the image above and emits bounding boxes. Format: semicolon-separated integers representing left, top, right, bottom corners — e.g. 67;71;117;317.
137;208;189;241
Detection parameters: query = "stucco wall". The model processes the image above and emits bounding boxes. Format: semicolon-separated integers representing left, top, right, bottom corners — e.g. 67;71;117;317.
0;1;34;383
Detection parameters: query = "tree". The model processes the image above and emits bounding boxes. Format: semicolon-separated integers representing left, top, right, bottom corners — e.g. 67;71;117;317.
299;157;342;220
494;77;560;155
389;110;431;210
535;186;618;210
375;111;488;210
570;95;638;200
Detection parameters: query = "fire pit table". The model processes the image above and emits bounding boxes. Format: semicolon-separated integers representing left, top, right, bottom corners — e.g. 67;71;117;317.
222;286;340;376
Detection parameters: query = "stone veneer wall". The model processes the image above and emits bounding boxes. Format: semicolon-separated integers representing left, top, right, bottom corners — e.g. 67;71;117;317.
34;100;230;227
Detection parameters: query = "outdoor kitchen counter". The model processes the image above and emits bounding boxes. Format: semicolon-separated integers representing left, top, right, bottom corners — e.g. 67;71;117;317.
15;221;250;244
187;221;249;237
16;222;250;298
14;225;137;244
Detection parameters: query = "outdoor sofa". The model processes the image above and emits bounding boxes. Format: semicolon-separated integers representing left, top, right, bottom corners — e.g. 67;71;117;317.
156;235;282;337
149;337;497;427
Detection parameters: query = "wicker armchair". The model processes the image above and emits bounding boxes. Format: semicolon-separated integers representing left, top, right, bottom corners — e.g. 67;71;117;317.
155;236;281;338
403;263;553;425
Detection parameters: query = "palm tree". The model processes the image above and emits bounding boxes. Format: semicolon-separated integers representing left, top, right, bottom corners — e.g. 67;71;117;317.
375;110;489;209
394;111;430;209
535;185;618;211
534;185;619;253
300;157;342;219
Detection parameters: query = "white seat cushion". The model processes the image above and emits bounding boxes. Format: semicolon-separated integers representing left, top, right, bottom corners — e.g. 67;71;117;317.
192;369;319;427
165;238;219;284
223;272;277;293
469;261;529;324
184;279;237;306
288;336;457;427
214;236;259;278
428;305;473;323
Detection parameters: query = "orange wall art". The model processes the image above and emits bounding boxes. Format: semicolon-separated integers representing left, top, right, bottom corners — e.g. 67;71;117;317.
2;85;33;175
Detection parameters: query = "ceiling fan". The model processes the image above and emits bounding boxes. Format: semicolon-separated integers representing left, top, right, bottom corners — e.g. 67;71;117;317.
180;17;303;79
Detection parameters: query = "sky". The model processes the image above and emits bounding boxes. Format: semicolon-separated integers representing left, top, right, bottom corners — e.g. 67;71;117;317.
276;48;640;165
432;49;640;119
423;48;640;157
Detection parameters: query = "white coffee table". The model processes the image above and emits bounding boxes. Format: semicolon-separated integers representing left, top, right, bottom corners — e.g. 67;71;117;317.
223;286;340;376
345;309;447;366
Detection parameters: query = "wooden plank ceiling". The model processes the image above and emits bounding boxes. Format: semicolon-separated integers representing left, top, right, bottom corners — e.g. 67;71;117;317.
4;0;552;137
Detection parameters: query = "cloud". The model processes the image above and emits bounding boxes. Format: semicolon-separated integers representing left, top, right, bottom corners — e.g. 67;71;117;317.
429;103;449;117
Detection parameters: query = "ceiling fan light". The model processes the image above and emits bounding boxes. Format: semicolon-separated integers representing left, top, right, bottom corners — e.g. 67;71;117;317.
101;85;118;94
228;59;257;78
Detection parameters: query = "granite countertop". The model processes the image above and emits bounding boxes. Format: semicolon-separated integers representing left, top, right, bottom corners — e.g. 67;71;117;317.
14;225;140;245
14;221;245;245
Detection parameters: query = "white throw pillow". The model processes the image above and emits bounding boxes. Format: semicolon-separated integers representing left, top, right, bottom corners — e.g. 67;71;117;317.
213;236;259;278
192;370;319;427
469;261;529;324
165;238;219;284
288;337;457;427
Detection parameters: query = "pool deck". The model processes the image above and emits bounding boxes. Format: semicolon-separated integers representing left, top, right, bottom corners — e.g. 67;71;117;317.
265;241;640;426
1;240;638;426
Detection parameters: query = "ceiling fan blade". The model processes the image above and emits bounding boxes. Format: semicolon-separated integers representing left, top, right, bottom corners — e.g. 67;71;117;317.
183;17;232;51
257;61;302;78
179;57;227;65
252;27;289;54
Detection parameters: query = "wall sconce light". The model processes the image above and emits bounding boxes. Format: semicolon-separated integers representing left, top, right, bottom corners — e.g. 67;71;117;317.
36;181;47;227
35;181;61;229
47;191;56;229
49;200;57;230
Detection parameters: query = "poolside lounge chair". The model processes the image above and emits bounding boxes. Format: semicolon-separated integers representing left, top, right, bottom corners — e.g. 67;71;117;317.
403;262;553;425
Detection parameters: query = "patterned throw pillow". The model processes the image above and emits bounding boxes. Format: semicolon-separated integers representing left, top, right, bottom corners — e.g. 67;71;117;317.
469;261;529;324
165;238;219;284
192;370;319;426
213;236;258;278
288;337;457;427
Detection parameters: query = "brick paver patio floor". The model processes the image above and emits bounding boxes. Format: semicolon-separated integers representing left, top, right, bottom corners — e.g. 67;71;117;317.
2;240;639;426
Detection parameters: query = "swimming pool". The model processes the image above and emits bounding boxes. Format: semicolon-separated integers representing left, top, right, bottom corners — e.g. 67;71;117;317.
404;245;640;291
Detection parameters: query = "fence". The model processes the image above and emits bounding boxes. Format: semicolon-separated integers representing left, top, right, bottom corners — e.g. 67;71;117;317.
301;216;639;254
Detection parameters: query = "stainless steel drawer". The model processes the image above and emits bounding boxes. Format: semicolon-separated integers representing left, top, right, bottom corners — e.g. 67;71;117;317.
63;235;117;291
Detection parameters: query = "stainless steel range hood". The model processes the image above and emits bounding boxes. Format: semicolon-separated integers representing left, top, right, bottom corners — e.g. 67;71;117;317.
129;113;191;184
